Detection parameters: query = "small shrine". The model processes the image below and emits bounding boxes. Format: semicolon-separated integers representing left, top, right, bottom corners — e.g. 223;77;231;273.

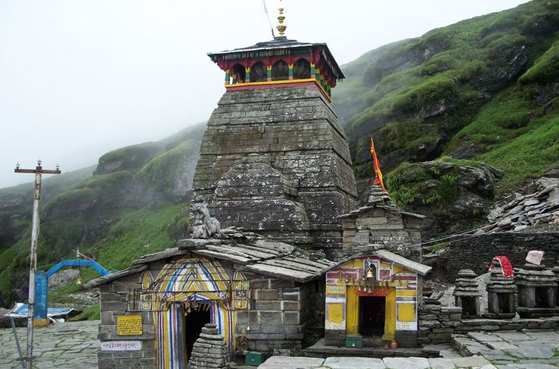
324;249;431;348
516;250;559;318
453;269;482;318
339;185;424;261
484;256;517;319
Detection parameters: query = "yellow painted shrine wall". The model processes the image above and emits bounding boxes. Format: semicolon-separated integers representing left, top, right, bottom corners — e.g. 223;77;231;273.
325;255;418;341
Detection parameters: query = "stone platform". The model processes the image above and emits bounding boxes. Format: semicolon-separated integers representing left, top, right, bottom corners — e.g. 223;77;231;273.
304;338;436;358
256;355;495;369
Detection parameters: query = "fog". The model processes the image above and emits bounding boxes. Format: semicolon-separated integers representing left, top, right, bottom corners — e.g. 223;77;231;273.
0;0;530;189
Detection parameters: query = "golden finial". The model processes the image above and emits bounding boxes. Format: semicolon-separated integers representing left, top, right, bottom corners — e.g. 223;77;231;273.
276;0;286;37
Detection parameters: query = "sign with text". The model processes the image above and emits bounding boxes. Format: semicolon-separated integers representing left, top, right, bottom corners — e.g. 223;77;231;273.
101;341;142;351
117;315;143;336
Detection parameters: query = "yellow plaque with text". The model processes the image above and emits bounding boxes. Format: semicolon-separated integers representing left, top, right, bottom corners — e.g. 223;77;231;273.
117;315;143;336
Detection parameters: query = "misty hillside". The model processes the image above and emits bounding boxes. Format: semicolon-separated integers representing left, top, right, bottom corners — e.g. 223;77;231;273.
334;0;559;191
0;123;205;307
2;0;559;309
332;0;559;233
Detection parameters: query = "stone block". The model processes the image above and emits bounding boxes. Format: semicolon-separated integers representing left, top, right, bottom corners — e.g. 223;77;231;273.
254;300;282;311
284;311;300;325
255;289;279;300
283;301;300;311
260;311;283;325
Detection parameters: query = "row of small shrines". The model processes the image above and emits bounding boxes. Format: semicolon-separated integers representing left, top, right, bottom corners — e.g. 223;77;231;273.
454;251;559;320
87;240;431;369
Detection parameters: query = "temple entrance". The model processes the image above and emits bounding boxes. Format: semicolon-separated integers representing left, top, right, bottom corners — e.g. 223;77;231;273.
185;304;211;361
359;296;385;337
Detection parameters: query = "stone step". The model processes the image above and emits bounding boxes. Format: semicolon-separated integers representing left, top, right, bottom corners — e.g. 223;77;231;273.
303;339;437;359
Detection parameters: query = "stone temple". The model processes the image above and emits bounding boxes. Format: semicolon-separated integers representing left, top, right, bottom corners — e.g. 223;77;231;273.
88;9;432;369
192;34;358;259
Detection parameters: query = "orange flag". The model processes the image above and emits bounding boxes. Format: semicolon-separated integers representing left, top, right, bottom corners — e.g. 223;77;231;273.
370;137;387;193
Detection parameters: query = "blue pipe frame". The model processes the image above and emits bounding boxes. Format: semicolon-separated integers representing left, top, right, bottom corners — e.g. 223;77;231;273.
35;260;112;319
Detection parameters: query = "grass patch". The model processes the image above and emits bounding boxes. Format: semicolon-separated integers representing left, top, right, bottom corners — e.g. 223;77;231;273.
479;113;559;193
92;204;187;272
69;304;100;321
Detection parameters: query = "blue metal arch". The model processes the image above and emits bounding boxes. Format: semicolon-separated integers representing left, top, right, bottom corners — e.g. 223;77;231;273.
46;260;110;278
35;260;113;320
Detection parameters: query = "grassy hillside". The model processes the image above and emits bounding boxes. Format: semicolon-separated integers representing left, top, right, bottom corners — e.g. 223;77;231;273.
0;123;204;307
334;0;559;196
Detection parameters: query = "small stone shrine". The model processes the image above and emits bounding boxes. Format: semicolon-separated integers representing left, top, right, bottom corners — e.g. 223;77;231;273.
339;185;424;261
324;249;431;348
453;269;482;318
484;256;517;319
516;250;559;318
187;323;228;369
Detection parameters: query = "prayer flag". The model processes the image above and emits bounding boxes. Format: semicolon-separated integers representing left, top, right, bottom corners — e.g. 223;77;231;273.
371;137;387;193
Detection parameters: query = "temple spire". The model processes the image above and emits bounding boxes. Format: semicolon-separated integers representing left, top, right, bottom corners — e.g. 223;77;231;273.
276;0;287;37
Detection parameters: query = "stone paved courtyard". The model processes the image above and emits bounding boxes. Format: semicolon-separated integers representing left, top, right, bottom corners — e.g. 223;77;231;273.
0;320;98;369
3;320;559;368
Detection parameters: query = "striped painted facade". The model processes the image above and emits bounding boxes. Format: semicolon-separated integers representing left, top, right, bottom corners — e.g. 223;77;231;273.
149;257;245;369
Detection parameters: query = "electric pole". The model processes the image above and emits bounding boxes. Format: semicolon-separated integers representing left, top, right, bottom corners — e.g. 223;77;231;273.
15;160;61;369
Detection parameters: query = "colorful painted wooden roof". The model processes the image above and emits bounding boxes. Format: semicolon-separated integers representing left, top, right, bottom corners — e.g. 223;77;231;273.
208;37;345;81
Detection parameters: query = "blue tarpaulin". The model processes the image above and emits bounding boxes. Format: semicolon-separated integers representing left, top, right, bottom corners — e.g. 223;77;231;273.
6;303;76;318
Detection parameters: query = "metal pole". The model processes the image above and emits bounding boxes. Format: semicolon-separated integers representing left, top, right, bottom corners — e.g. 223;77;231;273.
10;316;25;369
25;169;41;369
14;160;61;369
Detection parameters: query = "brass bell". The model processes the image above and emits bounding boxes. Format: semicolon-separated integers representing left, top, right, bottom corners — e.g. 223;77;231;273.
366;264;374;279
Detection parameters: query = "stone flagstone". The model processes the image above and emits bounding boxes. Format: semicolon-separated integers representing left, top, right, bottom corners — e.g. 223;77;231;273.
383;357;430;369
427;358;456;369
257;356;324;369
321;357;386;369
516;343;555;359
450;355;492;368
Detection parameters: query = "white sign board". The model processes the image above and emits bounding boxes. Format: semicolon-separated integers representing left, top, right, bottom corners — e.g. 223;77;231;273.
101;341;142;351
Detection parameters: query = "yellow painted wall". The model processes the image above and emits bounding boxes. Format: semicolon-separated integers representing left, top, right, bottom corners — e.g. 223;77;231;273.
382;289;396;341
346;287;359;335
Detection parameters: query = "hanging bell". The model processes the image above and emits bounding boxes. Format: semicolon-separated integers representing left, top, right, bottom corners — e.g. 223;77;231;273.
366;264;374;279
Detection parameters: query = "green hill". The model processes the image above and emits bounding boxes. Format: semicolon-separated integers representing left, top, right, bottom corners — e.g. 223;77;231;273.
333;0;559;194
0;123;204;307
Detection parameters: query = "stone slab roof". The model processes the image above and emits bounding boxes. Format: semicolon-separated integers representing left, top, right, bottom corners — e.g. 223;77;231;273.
86;238;338;288
374;249;432;276
326;247;432;276
338;204;425;220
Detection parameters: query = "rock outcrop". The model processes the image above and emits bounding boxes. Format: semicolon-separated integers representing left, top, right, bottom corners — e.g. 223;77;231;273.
480;178;559;233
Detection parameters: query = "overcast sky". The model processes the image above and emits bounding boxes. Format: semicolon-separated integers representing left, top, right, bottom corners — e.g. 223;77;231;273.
0;0;530;189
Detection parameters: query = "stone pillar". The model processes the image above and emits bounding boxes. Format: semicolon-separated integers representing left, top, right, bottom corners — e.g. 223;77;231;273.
453;269;481;318
187;323;228;369
484;260;517;319
516;263;559;318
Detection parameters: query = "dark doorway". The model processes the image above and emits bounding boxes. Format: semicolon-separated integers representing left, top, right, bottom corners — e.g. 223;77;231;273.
359;296;385;336
185;304;211;361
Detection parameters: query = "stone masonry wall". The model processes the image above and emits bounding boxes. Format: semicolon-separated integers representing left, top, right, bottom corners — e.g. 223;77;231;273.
192;86;358;259
418;301;559;346
442;232;559;281
236;279;311;354
98;275;156;369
